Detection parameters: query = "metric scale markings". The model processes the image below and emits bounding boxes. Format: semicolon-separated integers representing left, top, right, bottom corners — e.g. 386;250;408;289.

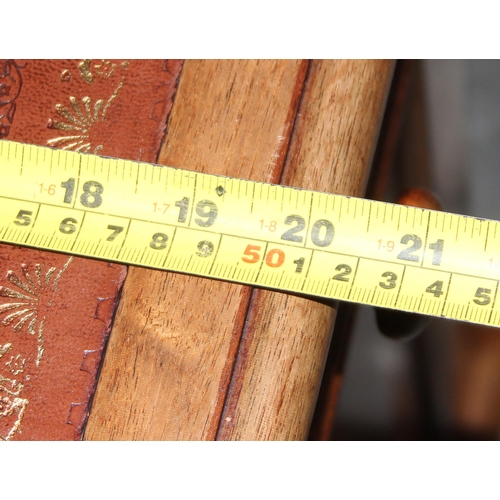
1;140;500;328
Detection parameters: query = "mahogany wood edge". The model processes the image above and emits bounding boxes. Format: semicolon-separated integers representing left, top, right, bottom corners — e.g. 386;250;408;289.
308;60;405;440
213;60;312;438
216;60;396;440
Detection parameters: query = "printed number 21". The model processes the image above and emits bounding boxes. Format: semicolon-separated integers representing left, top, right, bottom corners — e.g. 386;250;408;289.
397;234;444;266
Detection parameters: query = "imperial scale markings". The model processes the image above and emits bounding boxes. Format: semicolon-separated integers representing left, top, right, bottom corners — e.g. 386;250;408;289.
2;140;500;328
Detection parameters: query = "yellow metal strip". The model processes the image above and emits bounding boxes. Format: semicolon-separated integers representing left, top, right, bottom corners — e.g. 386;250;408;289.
1;140;499;328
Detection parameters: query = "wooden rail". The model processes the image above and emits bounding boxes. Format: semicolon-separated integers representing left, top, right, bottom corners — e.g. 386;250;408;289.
85;60;394;440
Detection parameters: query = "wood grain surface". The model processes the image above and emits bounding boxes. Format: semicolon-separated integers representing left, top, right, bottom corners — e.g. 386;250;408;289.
84;60;394;440
217;60;395;440
84;60;308;439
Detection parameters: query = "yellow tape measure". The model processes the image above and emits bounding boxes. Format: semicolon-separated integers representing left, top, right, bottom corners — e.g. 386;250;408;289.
1;139;500;328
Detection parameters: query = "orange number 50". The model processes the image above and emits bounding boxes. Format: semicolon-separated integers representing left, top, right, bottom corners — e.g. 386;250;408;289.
241;245;285;268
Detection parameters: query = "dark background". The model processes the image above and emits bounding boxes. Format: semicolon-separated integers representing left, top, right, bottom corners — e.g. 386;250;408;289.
331;60;500;440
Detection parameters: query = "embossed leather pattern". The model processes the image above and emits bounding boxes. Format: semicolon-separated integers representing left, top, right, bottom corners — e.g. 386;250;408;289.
0;59;182;440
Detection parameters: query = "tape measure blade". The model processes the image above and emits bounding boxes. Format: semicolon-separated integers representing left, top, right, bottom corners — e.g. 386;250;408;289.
1;140;500;329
